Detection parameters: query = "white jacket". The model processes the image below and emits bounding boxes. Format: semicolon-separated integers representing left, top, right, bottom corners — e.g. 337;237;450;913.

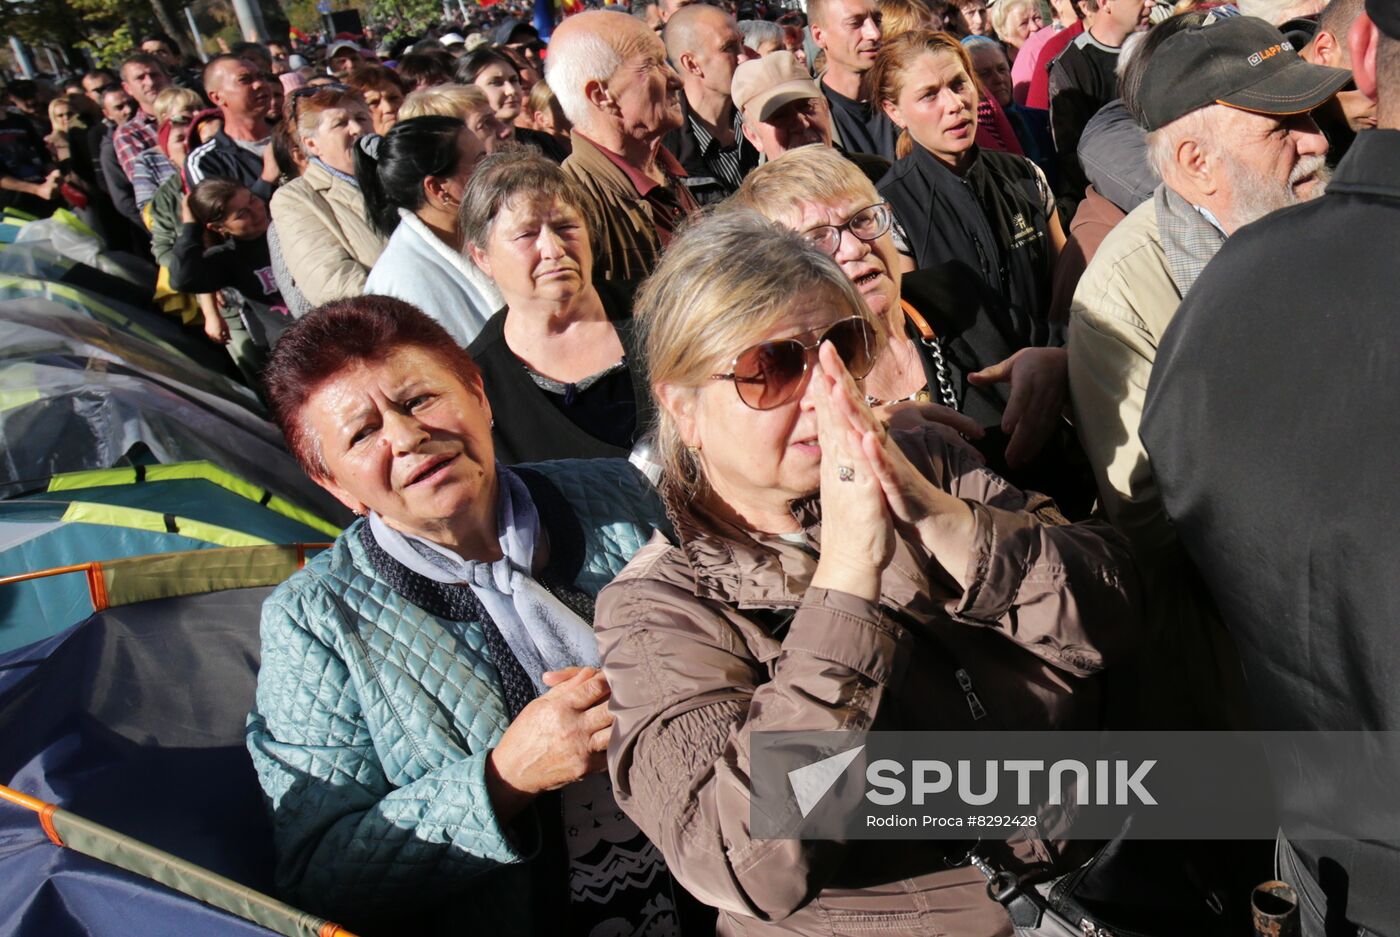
363;209;503;347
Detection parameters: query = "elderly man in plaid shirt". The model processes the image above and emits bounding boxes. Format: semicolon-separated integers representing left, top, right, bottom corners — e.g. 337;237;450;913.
111;53;173;184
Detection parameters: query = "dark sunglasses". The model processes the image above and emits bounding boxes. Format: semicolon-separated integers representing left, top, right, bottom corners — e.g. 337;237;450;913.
711;316;878;410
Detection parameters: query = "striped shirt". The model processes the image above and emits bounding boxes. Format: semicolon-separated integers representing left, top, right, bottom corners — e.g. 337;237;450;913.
686;108;748;191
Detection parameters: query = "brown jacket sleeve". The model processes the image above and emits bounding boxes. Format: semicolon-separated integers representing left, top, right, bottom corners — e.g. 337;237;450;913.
596;427;1138;922
597;574;908;920
910;425;1138;675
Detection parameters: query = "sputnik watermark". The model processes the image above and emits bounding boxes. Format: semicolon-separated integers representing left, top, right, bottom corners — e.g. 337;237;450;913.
752;731;1400;841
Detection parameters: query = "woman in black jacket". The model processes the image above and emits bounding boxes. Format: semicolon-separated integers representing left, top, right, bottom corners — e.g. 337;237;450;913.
462;150;649;464
871;29;1066;333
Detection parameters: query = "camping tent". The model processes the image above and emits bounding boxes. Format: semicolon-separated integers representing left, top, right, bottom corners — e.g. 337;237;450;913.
0;545;352;937
0;460;339;653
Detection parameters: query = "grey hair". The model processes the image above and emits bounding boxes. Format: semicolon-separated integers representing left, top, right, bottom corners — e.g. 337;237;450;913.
1115;31;1148;80
1144;105;1216;179
543;12;629;136
459;149;596;253
634;209;885;495
1236;0;1316;25
738;19;785;50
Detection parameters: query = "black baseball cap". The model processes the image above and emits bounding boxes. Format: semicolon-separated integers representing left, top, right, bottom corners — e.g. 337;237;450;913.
1366;0;1400;40
1138;15;1352;132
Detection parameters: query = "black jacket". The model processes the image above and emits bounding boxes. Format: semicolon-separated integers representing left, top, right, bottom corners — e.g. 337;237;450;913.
1047;33;1119;195
661;95;758;206
468;279;652;464
1142;129;1400;936
185;131;273;201
880;143;1056;340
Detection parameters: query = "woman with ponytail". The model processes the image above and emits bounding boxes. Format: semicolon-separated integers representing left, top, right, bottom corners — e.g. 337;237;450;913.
871;30;1065;327
359;115;502;347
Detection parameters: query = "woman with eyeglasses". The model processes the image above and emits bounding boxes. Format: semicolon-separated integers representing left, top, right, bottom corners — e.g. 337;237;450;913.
732;145;1092;514
594;210;1136;936
358;116;502;347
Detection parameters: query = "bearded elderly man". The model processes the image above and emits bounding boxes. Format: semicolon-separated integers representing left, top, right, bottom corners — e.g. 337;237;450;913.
1067;12;1347;728
731;50;892;185
547;10;697;281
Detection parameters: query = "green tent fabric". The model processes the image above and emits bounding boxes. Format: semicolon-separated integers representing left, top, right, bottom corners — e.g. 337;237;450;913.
0;461;338;654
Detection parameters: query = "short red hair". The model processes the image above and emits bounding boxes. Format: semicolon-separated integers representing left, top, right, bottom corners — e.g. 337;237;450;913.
263;295;481;479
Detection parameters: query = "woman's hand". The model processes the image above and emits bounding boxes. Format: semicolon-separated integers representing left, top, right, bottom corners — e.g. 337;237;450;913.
822;342;979;591
967;346;1069;468
809;342;894;603
485;666;613;822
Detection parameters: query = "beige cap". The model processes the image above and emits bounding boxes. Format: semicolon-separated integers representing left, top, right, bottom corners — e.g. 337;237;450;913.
731;51;822;123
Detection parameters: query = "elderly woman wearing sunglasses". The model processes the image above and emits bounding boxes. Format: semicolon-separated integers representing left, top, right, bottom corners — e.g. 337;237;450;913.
594;210;1138;936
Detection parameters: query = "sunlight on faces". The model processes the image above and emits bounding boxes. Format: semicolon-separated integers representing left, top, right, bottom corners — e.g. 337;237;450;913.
305;103;372;174
604;29;684;139
474;61;524;122
677;288;868;527
122;60;170;109
1215;108;1330;227
1003;4;1044;46
470;196;593;309
212;188;269;239
882;50;979;168
782;195;902;322
466;106;514;151
303;346;495;540
210;60;271;120
969;43;1013;108
689;9;755;94
814;0;885;74
362;86;406;135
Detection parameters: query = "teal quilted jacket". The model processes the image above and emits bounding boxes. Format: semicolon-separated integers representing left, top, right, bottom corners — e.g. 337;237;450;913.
246;460;670;933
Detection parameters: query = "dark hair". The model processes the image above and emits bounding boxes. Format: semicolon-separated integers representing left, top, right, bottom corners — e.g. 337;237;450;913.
455;48;519;84
271;118;304;180
230;40;272;66
1120;11;1211;127
397;50;456;89
355;115;469;237
7;80;37;102
346;63;408;97
140;32;177;52
188;177;261;247
84;68;119;86
263;296;482;478
121;52;164;75
188;177;243;223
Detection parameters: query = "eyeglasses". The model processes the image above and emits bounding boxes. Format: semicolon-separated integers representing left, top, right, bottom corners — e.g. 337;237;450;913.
799;203;893;258
711;316;878;410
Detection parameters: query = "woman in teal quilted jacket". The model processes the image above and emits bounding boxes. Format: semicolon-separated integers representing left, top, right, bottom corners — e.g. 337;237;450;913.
246;295;688;936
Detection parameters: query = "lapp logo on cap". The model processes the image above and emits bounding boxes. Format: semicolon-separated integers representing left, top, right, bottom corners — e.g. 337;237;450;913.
1248;39;1294;66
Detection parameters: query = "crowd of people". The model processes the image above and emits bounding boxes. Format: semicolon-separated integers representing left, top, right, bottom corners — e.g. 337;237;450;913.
3;0;1397;934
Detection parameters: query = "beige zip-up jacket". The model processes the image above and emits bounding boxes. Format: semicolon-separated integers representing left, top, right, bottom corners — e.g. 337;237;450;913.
595;425;1139;936
269;160;386;307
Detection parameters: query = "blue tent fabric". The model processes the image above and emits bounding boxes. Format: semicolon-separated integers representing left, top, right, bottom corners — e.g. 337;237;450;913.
0;797;279;937
0;588;277;894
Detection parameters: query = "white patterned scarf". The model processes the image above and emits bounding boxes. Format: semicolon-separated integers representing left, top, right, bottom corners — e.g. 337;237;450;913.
367;465;600;692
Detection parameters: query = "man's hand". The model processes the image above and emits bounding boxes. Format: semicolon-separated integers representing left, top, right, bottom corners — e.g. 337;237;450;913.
967;347;1069;468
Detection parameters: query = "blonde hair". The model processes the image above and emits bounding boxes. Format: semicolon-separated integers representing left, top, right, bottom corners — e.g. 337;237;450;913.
990;0;1039;41
868;29;977;158
730;145;881;225
880;0;937;41
525;79;557;119
152;86;204;125
399;83;491;121
635;209;884;494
